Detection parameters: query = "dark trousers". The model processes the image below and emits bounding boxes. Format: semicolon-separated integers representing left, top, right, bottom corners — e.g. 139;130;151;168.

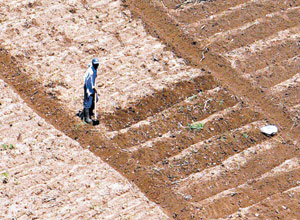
83;85;94;109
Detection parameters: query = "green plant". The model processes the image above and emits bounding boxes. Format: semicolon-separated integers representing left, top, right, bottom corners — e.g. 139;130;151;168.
243;133;248;139
75;121;87;130
14;178;19;185
187;94;197;101
2;172;9;184
219;100;224;107
188;122;204;131
220;136;226;142
2;144;14;150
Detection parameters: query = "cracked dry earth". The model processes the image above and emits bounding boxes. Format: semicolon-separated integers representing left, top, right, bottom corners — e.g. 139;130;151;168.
1;0;300;219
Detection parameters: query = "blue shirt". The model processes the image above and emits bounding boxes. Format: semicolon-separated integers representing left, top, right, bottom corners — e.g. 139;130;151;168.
84;64;97;96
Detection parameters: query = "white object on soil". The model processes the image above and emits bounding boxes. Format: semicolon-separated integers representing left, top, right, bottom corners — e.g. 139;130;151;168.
260;125;278;136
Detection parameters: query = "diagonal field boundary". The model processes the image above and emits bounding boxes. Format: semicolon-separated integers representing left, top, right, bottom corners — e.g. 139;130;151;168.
0;48;192;218
123;0;299;140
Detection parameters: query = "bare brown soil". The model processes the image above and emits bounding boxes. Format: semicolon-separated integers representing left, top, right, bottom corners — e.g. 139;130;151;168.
0;78;168;219
121;1;300;219
1;0;300;219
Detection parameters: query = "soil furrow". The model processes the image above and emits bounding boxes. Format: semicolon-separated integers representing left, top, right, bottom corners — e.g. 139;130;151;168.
1;0;300;218
0;36;195;220
270;87;300;110
270;72;300;93
176;139;299;203
289;104;300;126
221;186;300;219
101;73;217;131
129;105;260;166
170;0;251;21
245;55;300;89
156;120;267;180
125;0;300;144
189;2;300;43
224;27;300;73
167;120;266;161
208;7;300;53
0;71;169;219
268;73;300;109
194;158;300;219
108;87;237;148
160;0;185;10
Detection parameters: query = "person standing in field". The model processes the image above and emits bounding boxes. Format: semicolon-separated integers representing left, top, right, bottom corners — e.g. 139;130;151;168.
81;58;99;123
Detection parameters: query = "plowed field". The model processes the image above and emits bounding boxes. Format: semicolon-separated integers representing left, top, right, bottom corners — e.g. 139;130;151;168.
1;0;299;219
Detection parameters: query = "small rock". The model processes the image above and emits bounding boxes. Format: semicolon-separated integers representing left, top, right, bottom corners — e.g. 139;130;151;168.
42;196;56;203
282;206;287;210
153;56;159;62
260;125;278;137
2;177;8;184
231;192;238;197
184;195;192;200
